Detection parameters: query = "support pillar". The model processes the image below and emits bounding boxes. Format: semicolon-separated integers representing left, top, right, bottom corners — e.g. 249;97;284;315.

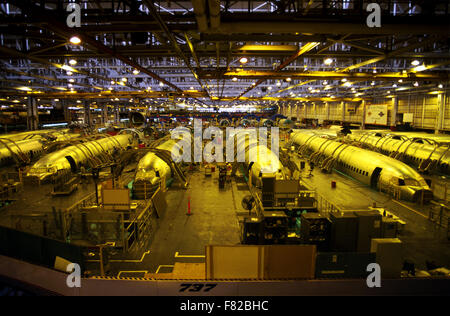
102;103;109;125
341;101;345;123
361;100;366;130
84;101;92;128
114;104;120;125
27;97;39;131
62;100;71;123
435;93;445;134
325;102;330;122
390;96;398;128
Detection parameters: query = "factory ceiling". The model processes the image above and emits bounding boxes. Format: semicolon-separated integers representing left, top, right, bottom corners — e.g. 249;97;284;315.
0;0;449;110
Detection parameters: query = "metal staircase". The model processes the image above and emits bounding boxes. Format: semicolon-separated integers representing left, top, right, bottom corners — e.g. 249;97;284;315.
0;138;30;165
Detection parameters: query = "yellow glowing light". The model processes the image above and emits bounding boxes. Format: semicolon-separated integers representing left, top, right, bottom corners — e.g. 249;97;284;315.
16;86;32;91
239;57;248;64
70;36;81;45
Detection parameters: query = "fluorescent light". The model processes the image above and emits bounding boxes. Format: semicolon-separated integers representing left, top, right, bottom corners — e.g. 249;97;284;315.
286;77;292;82
414;64;427;72
121;77;127;82
133;69;140;75
232;77;238;82
411;60;420;66
61;65;76;72
69;59;77;66
16;86;32;91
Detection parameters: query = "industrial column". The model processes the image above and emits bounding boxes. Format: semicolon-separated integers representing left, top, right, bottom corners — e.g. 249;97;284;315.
84;101;92;128
361;100;366;130
435;92;445;134
390;96;398;128
102;103;109;125
62;100;71;123
341;101;345;123
325;101;330;122
27;97;39;131
114;104;120;125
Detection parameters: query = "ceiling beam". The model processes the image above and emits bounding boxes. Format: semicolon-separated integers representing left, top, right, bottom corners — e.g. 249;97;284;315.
6;0;183;92
199;70;449;81
233;42;321;100
143;0;210;99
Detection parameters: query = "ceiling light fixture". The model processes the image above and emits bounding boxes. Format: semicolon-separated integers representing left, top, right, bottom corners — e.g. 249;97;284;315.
239;57;248;64
411;60;420;66
324;58;333;65
414;64;427;72
69;36;81;45
69;59;77;66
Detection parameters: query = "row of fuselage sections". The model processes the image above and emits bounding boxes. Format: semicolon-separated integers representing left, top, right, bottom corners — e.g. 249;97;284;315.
0;124;447;203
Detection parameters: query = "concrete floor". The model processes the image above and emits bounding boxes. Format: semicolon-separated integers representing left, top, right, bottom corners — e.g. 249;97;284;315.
2;157;449;277
90;167;245;277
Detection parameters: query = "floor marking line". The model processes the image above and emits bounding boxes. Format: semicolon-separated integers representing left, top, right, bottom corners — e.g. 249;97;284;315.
110;251;151;263
86;251;151;263
392;200;427;219
155;265;174;274
174;251;205;258
117;270;148;278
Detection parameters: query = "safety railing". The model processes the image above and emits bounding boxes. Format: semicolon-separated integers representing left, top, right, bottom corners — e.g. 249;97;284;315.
428;201;450;239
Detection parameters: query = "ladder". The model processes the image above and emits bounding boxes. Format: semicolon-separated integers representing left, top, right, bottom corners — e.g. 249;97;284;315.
321;156;335;173
148;148;189;188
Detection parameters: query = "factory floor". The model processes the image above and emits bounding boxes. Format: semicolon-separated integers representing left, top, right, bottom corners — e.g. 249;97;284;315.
1;160;449;277
294;158;450;270
94;167;245;278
